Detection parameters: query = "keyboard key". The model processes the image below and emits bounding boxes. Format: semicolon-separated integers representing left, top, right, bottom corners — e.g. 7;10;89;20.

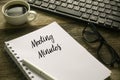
112;22;120;29
67;0;73;4
55;1;61;6
98;0;103;2
34;0;41;6
110;1;116;6
93;11;99;16
92;1;98;6
41;2;49;8
80;0;86;3
90;15;98;21
28;0;35;4
61;0;67;2
116;0;120;2
105;4;111;9
105;19;112;26
117;3;120;7
85;4;92;9
73;6;80;11
100;13;106;18
73;1;79;5
105;9;111;14
49;0;55;4
98;18;105;24
49;4;56;10
67;4;74;9
61;3;67;7
80;8;86;12
118;8;120;12
103;0;110;4
56;6;81;17
107;15;120;22
82;13;90;19
86;0;92;4
43;0;49;2
92;6;98;11
112;11;120;17
86;9;93;14
111;6;118;11
79;3;85;7
98;7;105;12
98;3;105;7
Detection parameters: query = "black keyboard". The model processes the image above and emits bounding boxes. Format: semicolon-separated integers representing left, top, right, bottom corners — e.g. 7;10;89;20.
27;0;120;30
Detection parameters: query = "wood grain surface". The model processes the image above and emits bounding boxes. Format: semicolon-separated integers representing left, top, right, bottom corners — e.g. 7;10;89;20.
0;0;120;80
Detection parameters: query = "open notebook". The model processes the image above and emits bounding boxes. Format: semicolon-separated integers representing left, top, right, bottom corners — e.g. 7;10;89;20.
4;22;111;80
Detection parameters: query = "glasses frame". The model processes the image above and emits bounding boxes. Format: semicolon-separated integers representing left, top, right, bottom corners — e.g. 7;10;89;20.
82;23;120;66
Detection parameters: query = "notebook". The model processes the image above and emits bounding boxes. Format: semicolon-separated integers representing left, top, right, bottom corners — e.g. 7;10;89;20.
4;22;111;80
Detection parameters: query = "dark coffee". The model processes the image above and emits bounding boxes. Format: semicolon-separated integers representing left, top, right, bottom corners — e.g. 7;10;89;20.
5;4;28;16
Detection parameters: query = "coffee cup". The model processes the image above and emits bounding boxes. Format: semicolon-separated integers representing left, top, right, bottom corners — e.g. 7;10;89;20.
2;0;37;25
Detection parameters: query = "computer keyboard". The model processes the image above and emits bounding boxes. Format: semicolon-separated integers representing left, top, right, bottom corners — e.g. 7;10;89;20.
27;0;120;30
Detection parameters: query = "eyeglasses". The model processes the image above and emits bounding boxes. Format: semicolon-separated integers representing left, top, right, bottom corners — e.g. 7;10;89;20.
82;23;120;67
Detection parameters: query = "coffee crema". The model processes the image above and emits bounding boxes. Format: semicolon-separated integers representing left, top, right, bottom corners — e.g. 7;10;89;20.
5;4;28;16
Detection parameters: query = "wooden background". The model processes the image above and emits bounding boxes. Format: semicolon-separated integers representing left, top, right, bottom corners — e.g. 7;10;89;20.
0;0;120;80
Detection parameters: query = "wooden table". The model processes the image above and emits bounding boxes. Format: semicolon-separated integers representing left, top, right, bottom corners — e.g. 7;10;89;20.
0;0;120;80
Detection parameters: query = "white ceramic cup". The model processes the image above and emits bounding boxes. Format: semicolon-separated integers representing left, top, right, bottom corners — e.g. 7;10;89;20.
2;0;37;25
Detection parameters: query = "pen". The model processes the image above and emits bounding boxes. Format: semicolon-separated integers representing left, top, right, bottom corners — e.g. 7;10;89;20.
22;59;54;80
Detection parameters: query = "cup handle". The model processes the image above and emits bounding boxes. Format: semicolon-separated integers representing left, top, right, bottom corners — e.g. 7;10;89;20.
27;11;37;21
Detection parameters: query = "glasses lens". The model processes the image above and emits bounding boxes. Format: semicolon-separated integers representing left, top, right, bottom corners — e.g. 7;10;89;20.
83;26;99;42
98;43;114;65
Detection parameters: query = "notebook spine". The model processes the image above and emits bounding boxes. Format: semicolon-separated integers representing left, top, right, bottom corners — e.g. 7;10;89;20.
5;42;34;80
